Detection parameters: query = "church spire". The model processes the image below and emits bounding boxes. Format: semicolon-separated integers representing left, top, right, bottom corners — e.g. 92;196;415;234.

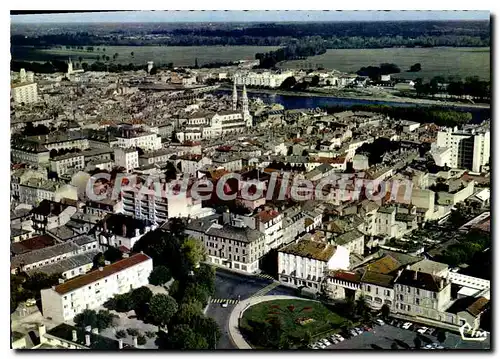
232;81;238;111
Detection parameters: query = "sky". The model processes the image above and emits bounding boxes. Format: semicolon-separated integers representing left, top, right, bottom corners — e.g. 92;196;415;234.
10;10;490;23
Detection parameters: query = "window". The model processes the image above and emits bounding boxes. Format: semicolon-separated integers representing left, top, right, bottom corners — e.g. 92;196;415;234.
416;298;420;305
416;288;420;295
399;294;403;301
375;288;379;295
407;305;411;311
366;285;371;292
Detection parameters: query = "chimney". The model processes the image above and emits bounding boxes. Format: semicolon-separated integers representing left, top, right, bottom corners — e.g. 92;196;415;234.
72;330;78;342
58;278;65;284
103;220;108;232
414;270;418;280
133;336;138;348
135;228;140;237
122;223;127;237
118;339;123;349
85;334;91;347
222;210;231;225
406;264;410;270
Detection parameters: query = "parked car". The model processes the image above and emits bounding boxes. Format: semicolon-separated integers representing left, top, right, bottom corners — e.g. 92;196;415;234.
363;325;373;332
417;327;429;334
349;329;358;336
355;327;364;334
334;334;345;342
375;319;385;326
424;344;433;349
221;301;228;308
402;322;413;330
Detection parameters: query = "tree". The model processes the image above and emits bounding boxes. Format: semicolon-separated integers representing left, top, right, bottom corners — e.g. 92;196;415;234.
92;252;105;269
149;266;172;286
104;247;123;263
391;342;399;350
150;67;158;75
437;330;447;344
148;294;178;328
130;51;134;57
163;324;209;349
191;315;221;348
414;336;422;349
137;335;147;346
96;310;118;329
381;304;391;320
131;286;153;308
355;295;369;318
408;63;422;72
172;302;203;325
311;75;320;87
115;330;126;339
127;328;140;337
74;309;98;329
279;76;297;89
181;238;206;269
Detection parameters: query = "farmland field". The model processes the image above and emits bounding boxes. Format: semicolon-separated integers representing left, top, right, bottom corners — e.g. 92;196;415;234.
279;47;490;80
11;45;280;67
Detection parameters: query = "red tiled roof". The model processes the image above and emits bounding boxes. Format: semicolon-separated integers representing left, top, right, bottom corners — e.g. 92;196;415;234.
330;270;361;283
53;253;151;295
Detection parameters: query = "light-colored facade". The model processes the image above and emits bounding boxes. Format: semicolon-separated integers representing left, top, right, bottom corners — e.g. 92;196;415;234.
186;215;267;274
114;148;139;172
50;154;85;176
115;132;162;151
40;253;153;322
12;82;38;104
435;126;490;173
233;71;293;88
278;240;350;292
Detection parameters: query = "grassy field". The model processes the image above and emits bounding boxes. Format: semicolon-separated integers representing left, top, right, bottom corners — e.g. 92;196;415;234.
240;299;348;342
279;47;490;80
11;45;280;67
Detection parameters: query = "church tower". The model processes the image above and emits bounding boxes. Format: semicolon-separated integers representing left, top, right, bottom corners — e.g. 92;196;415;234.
232;81;238;111
67;58;73;76
242;85;252;127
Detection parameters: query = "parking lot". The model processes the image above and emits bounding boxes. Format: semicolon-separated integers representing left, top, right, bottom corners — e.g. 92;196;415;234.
313;320;490;350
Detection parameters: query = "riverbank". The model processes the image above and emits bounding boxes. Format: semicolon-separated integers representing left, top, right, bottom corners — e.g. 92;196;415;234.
220;85;490;109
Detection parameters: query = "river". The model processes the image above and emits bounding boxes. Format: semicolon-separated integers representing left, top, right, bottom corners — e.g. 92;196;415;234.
216;89;490;123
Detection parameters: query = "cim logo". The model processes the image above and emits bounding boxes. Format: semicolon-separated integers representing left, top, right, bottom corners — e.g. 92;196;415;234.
459;322;488;342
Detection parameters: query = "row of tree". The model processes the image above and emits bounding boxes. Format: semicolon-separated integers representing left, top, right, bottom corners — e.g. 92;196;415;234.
414;76;490;100
255;39;328;69
325;104;477;128
11;21;490;48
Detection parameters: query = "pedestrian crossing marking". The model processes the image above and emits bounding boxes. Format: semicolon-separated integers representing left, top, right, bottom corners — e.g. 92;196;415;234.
255;273;275;281
250;281;280;298
210;298;240;304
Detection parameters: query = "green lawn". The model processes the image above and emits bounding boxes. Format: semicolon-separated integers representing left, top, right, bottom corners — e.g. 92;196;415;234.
240;299;348;342
279;47;490;81
11;45;280;67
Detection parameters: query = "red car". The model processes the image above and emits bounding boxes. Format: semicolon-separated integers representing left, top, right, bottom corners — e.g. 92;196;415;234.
363;325;373;332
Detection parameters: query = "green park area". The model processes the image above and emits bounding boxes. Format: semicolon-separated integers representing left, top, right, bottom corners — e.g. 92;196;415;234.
240;299;349;349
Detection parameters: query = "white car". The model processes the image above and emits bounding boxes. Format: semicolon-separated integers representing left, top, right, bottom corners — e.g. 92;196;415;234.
221;302;228;308
375;319;385;326
335;334;345;342
402;322;413;330
323;339;332;346
318;343;327;349
417;327;429;334
350;329;358;336
355;328;363;334
425;344;433;349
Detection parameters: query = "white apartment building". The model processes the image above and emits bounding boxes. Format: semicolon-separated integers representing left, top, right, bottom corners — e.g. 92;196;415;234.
50;153;86;176
241;209;284;251
115;130;162;151
233;71;293;88
278;240;350;292
11;82;38;104
41;253;153;322
435;126;490;173
178;111;251;141
11;144;50;166
114;148;139;172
